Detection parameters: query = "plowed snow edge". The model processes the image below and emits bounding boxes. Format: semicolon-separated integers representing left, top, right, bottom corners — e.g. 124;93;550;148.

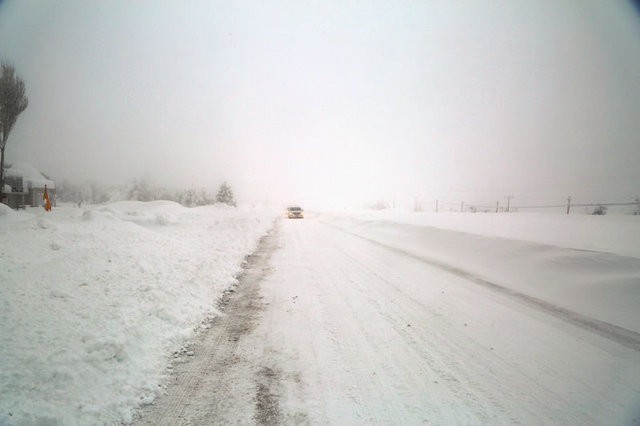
132;223;281;425
324;221;640;353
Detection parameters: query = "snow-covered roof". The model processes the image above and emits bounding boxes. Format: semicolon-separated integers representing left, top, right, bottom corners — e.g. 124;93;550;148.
4;162;55;189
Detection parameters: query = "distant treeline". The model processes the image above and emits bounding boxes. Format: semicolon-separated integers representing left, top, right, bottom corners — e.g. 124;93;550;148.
56;176;235;207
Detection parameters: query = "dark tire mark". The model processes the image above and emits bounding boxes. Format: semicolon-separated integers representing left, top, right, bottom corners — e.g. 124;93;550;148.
254;366;282;425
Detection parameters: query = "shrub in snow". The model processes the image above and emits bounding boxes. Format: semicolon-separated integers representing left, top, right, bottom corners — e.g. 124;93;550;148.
177;188;197;207
592;205;607;215
175;188;214;207
58;179;112;204
155;214;169;225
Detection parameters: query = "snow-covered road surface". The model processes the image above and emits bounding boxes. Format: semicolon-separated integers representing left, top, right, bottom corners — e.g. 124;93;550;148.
135;215;640;425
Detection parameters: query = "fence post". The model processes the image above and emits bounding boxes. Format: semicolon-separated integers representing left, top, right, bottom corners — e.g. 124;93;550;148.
566;196;571;214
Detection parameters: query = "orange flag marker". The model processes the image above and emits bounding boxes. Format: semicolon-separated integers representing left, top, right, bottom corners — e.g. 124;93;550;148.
43;185;52;212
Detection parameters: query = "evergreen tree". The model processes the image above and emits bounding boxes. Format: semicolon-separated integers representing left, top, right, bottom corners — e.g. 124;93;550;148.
215;182;236;206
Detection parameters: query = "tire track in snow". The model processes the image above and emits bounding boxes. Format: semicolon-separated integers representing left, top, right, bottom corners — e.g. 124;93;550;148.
132;225;281;425
323;221;640;353
319;253;413;423
322;235;533;423
310;224;555;422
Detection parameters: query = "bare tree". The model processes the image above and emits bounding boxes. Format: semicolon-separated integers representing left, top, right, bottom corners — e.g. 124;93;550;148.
0;61;29;198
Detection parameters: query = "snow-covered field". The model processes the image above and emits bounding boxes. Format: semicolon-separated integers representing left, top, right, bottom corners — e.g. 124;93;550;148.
1;203;639;424
0;201;276;425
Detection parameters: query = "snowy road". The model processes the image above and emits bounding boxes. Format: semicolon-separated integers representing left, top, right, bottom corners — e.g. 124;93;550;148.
135;215;640;425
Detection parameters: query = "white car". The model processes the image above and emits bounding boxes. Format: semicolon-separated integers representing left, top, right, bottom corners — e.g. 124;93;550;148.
286;206;304;219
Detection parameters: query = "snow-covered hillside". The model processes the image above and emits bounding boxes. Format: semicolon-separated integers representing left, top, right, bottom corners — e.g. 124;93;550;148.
0;202;276;425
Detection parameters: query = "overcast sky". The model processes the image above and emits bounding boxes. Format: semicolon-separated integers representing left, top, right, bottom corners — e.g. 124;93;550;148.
1;1;639;208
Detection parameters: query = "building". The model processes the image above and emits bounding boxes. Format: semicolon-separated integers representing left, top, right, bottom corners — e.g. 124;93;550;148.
1;162;56;209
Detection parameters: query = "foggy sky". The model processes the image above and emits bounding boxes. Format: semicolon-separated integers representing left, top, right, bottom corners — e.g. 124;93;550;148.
1;1;639;208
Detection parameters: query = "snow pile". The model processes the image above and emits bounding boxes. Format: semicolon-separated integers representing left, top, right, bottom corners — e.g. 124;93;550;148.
0;201;276;425
321;211;640;332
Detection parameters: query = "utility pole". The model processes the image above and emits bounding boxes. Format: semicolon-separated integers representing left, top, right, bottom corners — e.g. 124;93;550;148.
460;201;464;212
496;201;499;213
505;195;513;213
566;196;571;215
435;200;438;213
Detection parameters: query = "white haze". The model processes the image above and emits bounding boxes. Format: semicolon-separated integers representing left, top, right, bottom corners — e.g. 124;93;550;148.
0;1;639;209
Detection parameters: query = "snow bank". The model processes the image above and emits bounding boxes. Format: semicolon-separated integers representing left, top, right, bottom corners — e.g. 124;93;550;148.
324;210;640;258
0;202;276;425
320;211;640;333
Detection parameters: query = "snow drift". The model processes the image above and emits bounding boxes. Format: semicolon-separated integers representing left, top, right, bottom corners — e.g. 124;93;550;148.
0;202;276;425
